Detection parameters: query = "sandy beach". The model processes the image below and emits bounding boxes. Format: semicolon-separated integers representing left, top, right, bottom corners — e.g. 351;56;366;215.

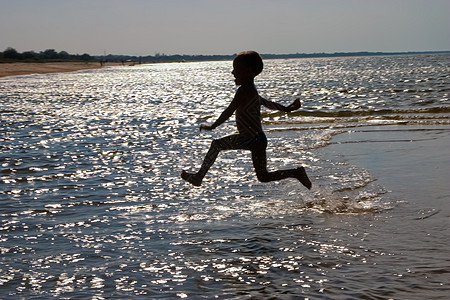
0;62;122;78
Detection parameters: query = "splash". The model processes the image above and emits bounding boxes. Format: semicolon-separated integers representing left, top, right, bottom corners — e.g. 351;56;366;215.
303;188;387;214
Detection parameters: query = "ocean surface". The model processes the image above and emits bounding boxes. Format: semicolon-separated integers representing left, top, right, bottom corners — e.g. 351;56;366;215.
1;53;449;299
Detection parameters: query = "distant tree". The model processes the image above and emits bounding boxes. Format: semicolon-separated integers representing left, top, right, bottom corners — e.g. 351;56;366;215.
58;51;70;59
80;53;92;61
22;51;38;60
3;47;21;59
41;49;59;59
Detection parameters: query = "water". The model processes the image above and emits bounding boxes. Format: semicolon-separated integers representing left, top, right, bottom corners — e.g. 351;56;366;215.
1;54;449;299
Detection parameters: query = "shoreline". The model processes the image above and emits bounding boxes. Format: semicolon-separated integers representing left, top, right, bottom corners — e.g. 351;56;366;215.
0;62;124;78
323;124;450;212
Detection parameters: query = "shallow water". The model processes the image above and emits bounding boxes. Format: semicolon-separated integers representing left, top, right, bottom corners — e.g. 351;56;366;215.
1;54;449;298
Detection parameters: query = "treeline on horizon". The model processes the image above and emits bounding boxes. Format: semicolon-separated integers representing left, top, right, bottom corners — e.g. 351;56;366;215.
0;47;96;63
1;47;448;64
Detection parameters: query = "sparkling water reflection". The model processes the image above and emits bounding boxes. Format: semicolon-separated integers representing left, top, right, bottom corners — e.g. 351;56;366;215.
1;54;449;298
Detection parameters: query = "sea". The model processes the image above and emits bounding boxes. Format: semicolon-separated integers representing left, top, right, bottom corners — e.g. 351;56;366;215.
1;53;449;299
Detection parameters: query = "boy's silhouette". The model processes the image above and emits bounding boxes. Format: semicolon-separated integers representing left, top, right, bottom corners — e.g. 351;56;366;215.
181;51;311;189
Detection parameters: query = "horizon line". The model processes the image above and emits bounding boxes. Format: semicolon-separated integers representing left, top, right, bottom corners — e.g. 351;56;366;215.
97;50;450;57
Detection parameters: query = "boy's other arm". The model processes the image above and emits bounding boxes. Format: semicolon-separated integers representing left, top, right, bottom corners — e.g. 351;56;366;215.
260;97;301;112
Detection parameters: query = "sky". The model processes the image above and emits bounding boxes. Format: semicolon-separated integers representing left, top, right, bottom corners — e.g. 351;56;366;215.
1;0;449;56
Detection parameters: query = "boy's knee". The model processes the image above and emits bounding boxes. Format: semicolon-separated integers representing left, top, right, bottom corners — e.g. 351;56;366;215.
211;139;221;149
211;138;232;150
256;170;270;182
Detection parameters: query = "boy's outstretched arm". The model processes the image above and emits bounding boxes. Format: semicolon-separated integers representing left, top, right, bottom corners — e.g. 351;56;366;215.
260;97;301;112
200;97;239;131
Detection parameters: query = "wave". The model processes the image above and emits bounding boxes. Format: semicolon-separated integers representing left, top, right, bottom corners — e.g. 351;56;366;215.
262;106;450;128
289;106;450;118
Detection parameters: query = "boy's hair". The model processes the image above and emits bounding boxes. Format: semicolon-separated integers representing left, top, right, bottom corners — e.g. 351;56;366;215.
235;51;263;76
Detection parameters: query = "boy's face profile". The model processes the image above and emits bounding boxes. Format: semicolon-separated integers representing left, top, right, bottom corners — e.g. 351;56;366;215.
232;58;254;86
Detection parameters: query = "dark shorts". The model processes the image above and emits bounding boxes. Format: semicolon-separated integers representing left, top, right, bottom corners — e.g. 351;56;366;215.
238;132;267;150
213;132;267;152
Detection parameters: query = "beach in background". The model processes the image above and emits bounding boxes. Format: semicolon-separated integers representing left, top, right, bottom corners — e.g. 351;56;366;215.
0;61;126;78
1;54;449;298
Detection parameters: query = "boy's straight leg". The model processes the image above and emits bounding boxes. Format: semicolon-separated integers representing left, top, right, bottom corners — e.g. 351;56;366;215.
198;134;242;177
181;135;242;186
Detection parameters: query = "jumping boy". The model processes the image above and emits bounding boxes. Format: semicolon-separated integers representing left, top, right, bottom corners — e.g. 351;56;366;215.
181;51;312;189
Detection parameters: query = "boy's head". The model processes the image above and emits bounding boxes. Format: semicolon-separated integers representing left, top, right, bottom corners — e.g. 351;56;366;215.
233;51;263;77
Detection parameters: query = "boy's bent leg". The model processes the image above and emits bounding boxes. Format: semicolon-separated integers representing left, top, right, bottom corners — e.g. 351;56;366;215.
251;143;312;189
250;142;270;182
181;135;241;186
293;166;312;190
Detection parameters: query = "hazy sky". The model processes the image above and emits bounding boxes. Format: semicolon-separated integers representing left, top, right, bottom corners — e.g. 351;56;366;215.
1;0;449;56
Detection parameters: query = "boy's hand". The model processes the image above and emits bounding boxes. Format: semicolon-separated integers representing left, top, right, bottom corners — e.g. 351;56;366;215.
287;98;301;112
200;123;214;131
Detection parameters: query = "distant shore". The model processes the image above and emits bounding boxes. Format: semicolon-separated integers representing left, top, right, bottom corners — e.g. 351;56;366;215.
2;51;448;79
0;62;123;78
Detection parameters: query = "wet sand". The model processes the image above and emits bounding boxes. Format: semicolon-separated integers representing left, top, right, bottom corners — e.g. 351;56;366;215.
324;124;450;213
321;124;450;299
0;62;122;78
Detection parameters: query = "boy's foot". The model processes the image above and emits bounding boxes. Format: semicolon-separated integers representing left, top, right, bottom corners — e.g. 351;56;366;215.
181;170;202;186
296;166;312;189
